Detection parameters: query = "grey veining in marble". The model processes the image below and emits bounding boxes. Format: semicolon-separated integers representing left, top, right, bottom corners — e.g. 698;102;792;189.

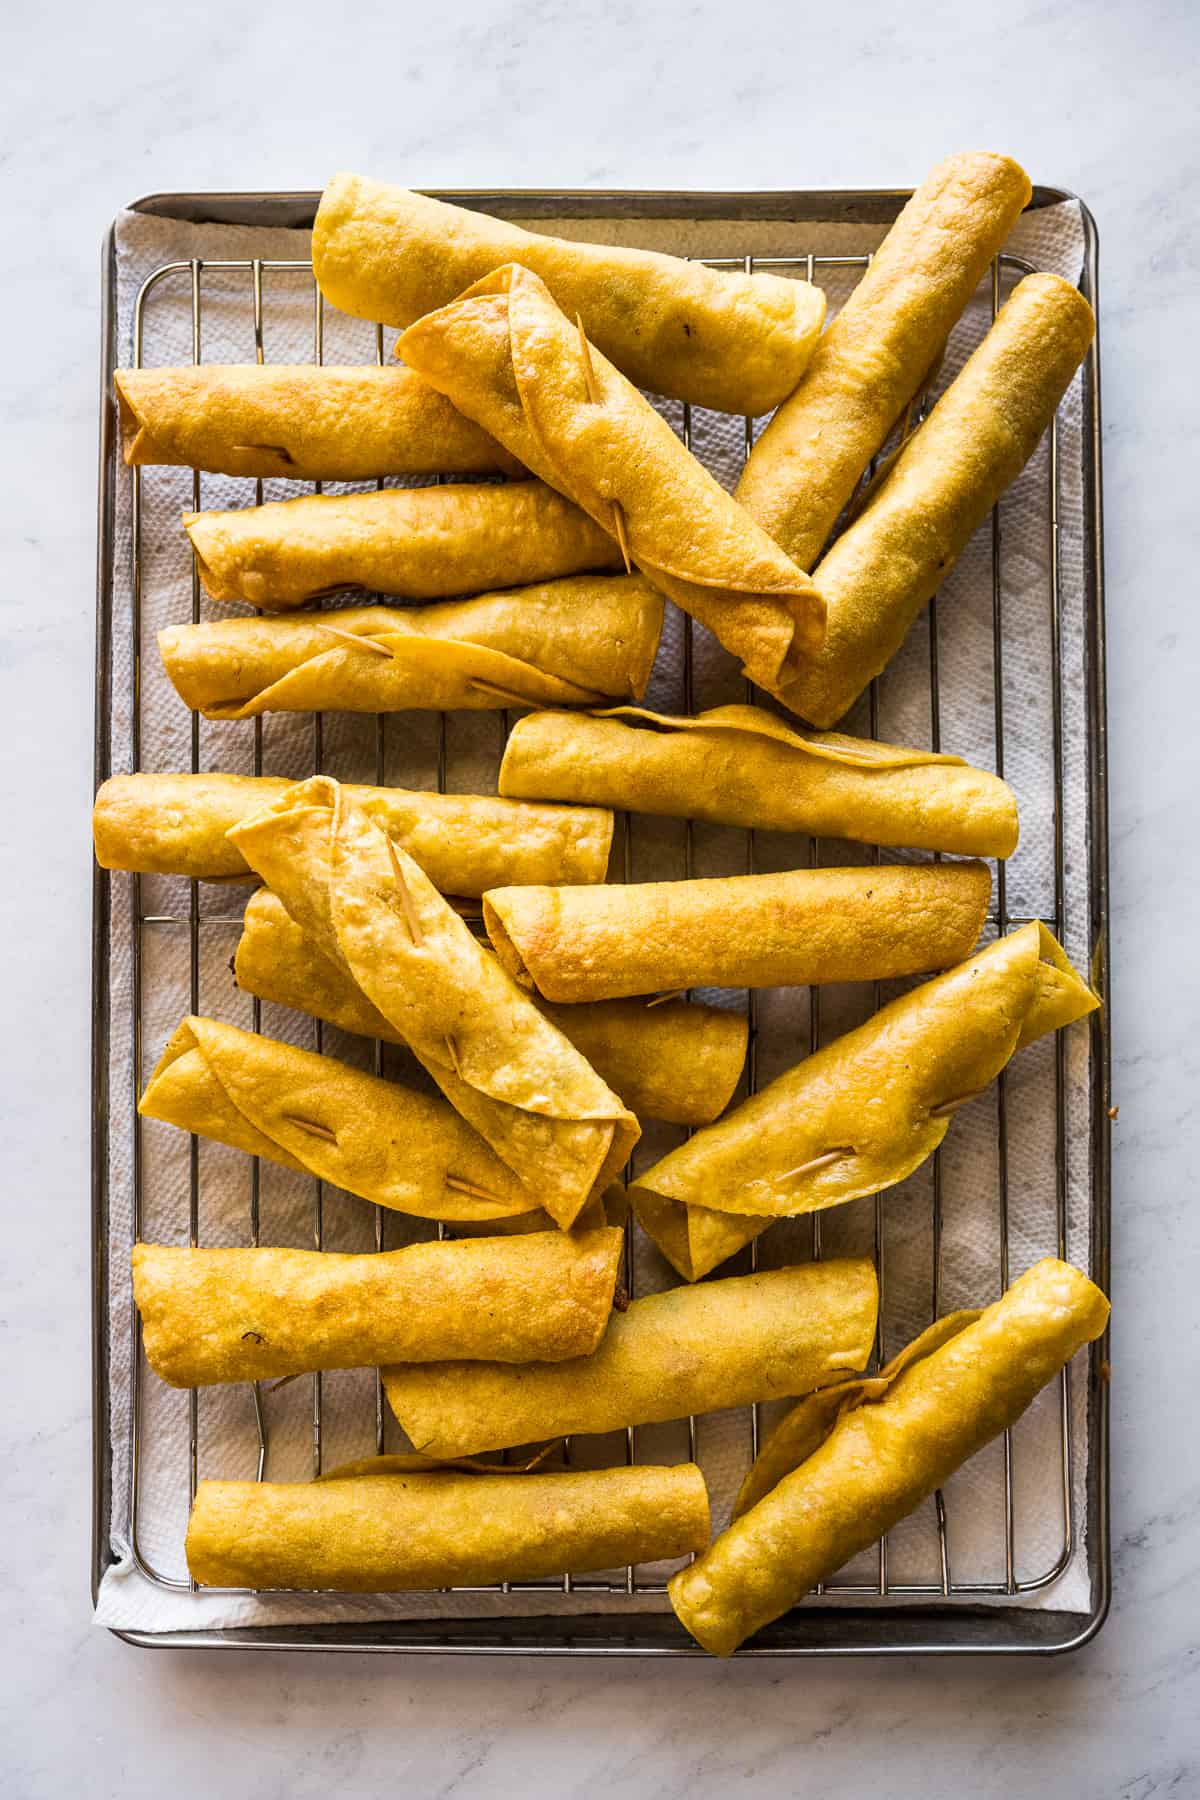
1;0;1198;1794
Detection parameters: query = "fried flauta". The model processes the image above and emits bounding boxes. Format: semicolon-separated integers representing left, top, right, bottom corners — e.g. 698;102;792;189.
774;272;1096;726
235;889;748;1128
186;1460;711;1591
670;1258;1109;1654
229;777;639;1229
313;173;825;414
158;575;663;719
384;1258;878;1458
398;265;826;692
133;1227;624;1386
736;152;1031;569
484;860;991;1003
93;771;612;894
499;704;1018;859
631;923;1099;1281
183;479;622;610
114;363;521;481
139;1015;550;1225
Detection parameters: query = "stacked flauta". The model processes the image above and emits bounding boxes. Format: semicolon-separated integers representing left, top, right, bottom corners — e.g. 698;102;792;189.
100;151;1107;1639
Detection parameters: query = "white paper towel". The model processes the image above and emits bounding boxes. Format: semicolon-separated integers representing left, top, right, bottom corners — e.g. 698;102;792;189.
96;195;1100;1636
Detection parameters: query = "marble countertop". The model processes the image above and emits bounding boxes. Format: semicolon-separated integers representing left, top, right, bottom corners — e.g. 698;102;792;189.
3;0;1197;1793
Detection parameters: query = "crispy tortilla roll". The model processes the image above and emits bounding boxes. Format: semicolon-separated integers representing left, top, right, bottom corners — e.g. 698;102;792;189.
313;173;826;414
531;994;745;1129
669;1259;1109;1655
736;153;1031;569
499;704;1019;859
92;771;613;893
384;1259;878;1457
183;479;622;610
483;860;991;1003
235;889;747;1127
158;575;663;719
114;363;522;481
631;923;1099;1280
133;1227;624;1387
399;265;826;693
138;1015;549;1225
229;777;639;1229
186;1461;711;1590
730;1312;980;1520
775;273;1097;726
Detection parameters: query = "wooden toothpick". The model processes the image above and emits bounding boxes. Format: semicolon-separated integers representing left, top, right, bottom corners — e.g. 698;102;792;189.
443;1174;507;1207
385;834;425;946
777;1147;853;1181
231;441;297;468
316;622;394;659
467;678;537;707
928;1089;986;1119
281;1114;338;1145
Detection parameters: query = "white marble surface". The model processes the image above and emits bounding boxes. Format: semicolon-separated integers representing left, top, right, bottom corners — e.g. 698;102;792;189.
1;0;1197;1793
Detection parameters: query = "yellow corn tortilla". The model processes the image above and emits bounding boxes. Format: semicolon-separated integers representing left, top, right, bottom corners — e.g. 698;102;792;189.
736;152;1031;569
133;1227;623;1387
114;362;522;480
158;574;663;719
499;703;1018;859
186;1460;711;1591
235;888;747;1127
398;264;826;692
631;922;1099;1280
228;777;639;1229
483;860;991;1003
92;771;613;893
313;173;825;414
731;1311;981;1518
669;1258;1109;1654
774;273;1097;726
384;1258;878;1458
138;1014;557;1225
183;478;622;610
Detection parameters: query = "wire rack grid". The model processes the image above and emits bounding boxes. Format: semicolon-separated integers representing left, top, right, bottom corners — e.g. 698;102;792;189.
93;189;1111;1655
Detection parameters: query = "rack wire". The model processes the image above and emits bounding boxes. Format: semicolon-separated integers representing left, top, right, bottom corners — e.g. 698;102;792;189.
95;190;1110;1651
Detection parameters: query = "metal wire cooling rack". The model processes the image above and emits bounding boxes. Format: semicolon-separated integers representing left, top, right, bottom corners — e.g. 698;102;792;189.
93;188;1111;1655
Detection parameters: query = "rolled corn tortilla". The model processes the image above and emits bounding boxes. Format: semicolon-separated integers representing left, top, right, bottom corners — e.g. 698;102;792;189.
631;922;1099;1280
731;1311;980;1519
498;704;1019;859
184;479;622;610
774;272;1097;727
228;777;639;1229
157;574;663;719
736;152;1031;570
313;173;826;414
235;888;748;1127
186;1460;711;1591
92;771;613;894
669;1258;1109;1654
139;1014;555;1225
398;264;826;693
384;1258;878;1457
114;362;522;480
133;1227;624;1387
483;860;991;1003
